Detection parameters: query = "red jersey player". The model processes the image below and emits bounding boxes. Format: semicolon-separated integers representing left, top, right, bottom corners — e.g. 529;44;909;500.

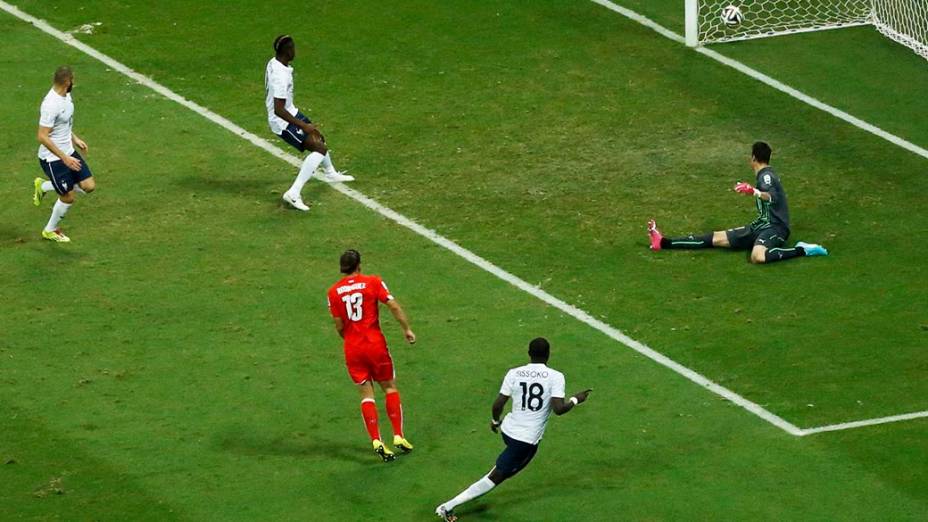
327;249;417;462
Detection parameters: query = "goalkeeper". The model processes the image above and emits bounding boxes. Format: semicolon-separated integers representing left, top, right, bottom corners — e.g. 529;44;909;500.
647;142;828;264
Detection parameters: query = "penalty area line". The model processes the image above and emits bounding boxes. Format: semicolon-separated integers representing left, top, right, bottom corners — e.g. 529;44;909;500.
801;409;928;436
1;1;805;436
589;0;928;162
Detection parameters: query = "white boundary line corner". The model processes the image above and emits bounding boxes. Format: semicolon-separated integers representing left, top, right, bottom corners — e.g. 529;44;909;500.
801;409;928;436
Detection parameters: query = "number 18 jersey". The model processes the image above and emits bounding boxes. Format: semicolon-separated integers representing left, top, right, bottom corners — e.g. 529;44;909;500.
327;274;394;350
499;363;566;445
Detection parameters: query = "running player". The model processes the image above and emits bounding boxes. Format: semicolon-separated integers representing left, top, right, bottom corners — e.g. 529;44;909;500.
32;66;96;243
265;34;353;212
326;250;416;462
648;141;828;264
435;338;591;521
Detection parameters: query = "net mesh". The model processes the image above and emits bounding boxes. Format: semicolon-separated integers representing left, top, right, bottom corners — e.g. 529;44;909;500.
696;1;872;45
872;0;928;59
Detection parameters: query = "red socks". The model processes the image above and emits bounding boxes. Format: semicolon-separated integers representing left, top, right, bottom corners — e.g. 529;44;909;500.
360;399;381;441
360;393;405;442
385;391;404;438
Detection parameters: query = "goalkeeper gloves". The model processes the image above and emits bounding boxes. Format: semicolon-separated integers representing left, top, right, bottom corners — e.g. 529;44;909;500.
734;182;760;197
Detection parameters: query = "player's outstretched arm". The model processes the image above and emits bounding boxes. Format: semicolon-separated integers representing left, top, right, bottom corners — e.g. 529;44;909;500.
386;300;416;344
490;394;509;433
551;389;592;416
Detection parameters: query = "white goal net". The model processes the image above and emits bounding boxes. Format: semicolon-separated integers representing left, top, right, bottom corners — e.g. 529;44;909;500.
686;0;928;61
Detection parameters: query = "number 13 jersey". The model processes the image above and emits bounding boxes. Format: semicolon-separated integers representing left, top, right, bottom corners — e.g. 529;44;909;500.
327;274;394;350
499;363;566;445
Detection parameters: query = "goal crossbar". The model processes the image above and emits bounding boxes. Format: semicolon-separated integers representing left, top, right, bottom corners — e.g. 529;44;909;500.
685;0;928;62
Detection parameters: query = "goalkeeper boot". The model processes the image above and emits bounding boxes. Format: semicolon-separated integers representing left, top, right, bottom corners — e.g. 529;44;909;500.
33;177;46;207
372;439;395;462
647;219;663;251
393;435;414;454
796;241;828;257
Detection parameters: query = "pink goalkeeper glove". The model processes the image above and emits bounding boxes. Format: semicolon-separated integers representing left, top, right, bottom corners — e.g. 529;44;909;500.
734;182;759;196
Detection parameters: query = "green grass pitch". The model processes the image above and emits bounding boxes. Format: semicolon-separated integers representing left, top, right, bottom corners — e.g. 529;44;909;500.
1;1;926;520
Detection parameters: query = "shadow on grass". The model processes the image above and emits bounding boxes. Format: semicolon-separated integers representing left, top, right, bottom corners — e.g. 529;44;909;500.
215;428;372;464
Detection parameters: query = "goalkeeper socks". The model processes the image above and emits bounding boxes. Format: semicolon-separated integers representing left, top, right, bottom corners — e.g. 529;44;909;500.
661;232;714;249
360;398;381;442
765;246;805;263
44;199;71;232
288;152;324;195
442;475;496;511
385;391;404;438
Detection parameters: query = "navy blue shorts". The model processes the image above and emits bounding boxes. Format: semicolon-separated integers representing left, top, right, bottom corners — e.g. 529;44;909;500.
278;111;317;152
39;152;93;196
494;432;539;479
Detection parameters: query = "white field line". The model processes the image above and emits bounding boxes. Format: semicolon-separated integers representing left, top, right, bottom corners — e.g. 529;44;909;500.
5;3;921;437
801;410;928;436
589;0;928;161
0;2;806;436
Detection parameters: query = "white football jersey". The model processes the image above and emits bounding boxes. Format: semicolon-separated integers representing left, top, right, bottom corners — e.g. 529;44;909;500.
264;57;298;135
37;88;75;161
499;363;566;445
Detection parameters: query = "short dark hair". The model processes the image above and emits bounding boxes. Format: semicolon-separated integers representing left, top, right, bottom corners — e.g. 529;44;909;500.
273;34;293;54
53;66;73;85
752;141;772;164
528;337;550;361
340;249;361;274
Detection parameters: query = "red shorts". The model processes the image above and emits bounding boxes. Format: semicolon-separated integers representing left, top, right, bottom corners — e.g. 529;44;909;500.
344;343;394;384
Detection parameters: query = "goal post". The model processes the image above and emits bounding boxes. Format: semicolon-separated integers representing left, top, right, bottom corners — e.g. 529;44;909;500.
684;1;928;61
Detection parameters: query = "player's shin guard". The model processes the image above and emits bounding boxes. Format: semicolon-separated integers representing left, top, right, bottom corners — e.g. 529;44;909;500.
360;398;381;441
765;246;805;263
661;232;714;249
385;391;404;438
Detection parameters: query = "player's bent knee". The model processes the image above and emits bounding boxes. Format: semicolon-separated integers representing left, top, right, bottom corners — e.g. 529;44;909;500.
80;179;96;193
712;231;730;248
487;468;507;485
750;252;766;264
60;192;76;204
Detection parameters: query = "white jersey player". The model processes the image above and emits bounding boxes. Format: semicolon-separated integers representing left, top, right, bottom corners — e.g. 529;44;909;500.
32;66;97;243
265;34;353;213
435;338;592;521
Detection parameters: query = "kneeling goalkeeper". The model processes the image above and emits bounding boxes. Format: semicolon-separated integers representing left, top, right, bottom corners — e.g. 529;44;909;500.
648;141;828;264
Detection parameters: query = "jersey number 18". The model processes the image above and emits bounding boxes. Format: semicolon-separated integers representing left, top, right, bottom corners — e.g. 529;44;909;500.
519;382;544;411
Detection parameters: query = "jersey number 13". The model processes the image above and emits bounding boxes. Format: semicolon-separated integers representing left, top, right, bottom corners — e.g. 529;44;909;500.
342;293;363;321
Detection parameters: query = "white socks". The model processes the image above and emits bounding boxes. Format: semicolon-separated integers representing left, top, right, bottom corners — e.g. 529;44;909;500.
41;181;54;192
442;475;496;512
288;152;324;196
45;199;72;232
321;151;337;176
